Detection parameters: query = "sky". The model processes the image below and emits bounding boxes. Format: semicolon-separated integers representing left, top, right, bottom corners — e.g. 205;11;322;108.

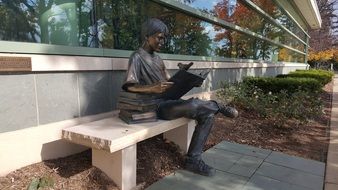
180;0;219;10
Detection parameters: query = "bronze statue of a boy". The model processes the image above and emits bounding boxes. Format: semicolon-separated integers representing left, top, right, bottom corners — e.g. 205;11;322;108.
122;18;238;176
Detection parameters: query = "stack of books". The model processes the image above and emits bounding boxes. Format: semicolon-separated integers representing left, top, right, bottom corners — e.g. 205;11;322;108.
117;91;160;124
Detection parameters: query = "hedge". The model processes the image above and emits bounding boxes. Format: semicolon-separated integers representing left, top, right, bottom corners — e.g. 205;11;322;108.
277;69;333;86
243;76;322;93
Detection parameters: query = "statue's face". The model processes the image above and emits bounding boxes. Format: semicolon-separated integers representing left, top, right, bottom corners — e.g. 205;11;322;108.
147;32;165;52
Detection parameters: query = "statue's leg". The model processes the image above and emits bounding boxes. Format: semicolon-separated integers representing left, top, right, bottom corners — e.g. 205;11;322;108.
158;98;218;158
158;98;238;119
184;113;217;176
157;98;218;120
186;113;214;160
157;98;218;176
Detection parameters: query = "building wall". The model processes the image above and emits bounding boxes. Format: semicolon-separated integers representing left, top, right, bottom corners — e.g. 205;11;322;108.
0;0;311;176
0;56;306;175
0;55;307;133
0;71;116;132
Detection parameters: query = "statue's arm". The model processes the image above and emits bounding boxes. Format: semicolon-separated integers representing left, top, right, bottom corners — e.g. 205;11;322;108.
127;82;173;94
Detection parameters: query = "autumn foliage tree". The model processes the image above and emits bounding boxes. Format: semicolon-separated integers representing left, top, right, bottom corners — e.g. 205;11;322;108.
308;49;338;69
213;0;282;60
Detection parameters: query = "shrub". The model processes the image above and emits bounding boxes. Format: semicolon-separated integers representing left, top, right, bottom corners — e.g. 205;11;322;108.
285;69;334;86
242;76;322;94
217;80;324;127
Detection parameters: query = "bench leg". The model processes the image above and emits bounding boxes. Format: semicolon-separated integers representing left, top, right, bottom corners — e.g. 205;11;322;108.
92;145;136;190
163;120;195;153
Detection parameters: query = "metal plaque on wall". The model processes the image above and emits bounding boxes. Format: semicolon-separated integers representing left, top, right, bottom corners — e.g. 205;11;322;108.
0;56;32;72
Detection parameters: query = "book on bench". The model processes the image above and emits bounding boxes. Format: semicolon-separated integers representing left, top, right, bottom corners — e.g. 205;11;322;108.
117;102;158;112
119;110;157;124
119;114;157;124
118;91;159;124
118;97;162;106
119;110;157;120
119;91;160;100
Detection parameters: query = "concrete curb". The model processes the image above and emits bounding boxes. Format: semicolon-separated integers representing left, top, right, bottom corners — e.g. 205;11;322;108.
324;75;338;190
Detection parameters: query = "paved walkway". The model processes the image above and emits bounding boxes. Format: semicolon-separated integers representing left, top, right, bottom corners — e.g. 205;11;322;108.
146;75;338;190
146;141;325;190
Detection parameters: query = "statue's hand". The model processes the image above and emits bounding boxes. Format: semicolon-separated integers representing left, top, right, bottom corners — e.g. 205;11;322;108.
149;82;174;93
178;62;194;70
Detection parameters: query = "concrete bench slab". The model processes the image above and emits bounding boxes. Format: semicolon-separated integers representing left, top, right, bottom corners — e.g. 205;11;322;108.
62;116;195;190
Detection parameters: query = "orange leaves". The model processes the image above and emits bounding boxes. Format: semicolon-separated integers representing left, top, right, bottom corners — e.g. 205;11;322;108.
278;48;290;62
308;49;338;62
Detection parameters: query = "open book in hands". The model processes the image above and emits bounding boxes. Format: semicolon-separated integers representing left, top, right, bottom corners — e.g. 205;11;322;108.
160;62;210;100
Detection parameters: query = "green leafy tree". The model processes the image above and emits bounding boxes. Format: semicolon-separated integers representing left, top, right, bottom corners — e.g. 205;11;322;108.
147;2;212;56
0;0;85;46
0;0;40;42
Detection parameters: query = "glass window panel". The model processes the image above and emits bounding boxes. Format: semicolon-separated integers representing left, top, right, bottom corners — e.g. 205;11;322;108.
277;30;306;52
278;48;305;63
95;0;145;50
0;0;93;46
149;3;280;62
175;0;264;29
252;0;306;41
146;1;218;56
0;0;305;63
173;0;305;52
0;0;41;43
218;31;279;61
0;0;145;48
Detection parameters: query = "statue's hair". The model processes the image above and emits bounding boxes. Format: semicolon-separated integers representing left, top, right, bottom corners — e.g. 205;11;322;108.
141;18;169;39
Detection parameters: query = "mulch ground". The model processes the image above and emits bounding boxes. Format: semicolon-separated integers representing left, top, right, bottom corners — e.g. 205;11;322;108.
0;82;332;190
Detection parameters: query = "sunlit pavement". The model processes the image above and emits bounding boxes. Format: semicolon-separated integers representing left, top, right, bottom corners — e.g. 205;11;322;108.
147;140;325;190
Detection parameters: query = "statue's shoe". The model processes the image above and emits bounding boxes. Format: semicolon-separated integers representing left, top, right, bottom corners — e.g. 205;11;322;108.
184;158;216;176
218;104;238;118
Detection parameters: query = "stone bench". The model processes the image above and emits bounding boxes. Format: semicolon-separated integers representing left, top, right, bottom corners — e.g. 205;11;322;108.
62;116;195;190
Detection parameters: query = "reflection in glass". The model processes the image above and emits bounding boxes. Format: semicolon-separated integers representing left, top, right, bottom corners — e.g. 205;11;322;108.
252;0;306;41
146;1;212;56
175;0;240;21
228;0;237;17
214;28;280;61
0;0;144;49
0;0;305;63
216;0;305;52
173;0;305;52
0;0;92;46
278;48;305;63
0;1;39;42
149;1;274;60
96;0;145;50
